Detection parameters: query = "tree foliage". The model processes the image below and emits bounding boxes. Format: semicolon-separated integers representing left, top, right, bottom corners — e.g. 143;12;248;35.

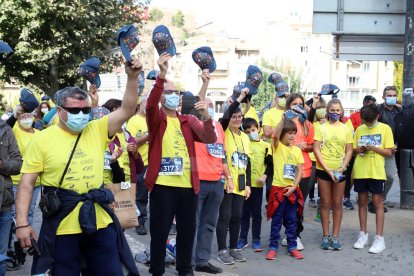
149;8;164;22
393;61;403;101
0;0;149;96
171;10;185;28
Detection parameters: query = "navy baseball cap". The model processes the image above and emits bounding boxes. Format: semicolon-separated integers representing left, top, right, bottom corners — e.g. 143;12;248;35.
242;65;263;95
79;57;101;88
268;72;284;85
115;24;139;62
19;88;39;113
192;46;216;73
152;25;176;56
320;84;340;95
275;81;289;97
41;95;51;101
0;41;13;60
146;69;159;80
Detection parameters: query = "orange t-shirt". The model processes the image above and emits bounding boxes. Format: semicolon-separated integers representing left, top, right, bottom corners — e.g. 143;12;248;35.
293;120;314;178
195;121;225;181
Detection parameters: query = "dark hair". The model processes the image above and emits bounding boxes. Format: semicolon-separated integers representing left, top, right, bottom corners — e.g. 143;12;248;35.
284;93;305;111
360;104;379;123
363;95;376;105
242;117;259;130
383;85;397;96
102;99;122;112
57;87;88;107
280;119;297;140
39;101;50;110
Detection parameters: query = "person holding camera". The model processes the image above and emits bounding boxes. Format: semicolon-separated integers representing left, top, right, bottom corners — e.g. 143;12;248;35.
15;58;142;276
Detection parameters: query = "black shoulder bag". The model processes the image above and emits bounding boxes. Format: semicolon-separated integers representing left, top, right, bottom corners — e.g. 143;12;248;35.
39;133;82;218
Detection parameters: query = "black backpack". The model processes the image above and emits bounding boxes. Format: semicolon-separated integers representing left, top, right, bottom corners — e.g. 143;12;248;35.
395;104;414;149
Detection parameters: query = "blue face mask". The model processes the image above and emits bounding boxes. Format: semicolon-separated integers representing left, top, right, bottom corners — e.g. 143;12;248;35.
248;131;259;141
208;107;215;118
164;93;179;110
328;112;341;122
385;96;397;106
284;110;299;120
64;111;90;133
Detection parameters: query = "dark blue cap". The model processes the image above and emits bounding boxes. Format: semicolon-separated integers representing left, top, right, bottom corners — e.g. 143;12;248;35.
241;65;263;95
268;72;283;85
146;69;159;80
152;25;176;56
41;95;51;101
79;57;101;88
192;46;216;73
115;24;139;62
0;41;13;59
91;106;110;120
275;81;289;97
19;88;39;113
320;84;340;95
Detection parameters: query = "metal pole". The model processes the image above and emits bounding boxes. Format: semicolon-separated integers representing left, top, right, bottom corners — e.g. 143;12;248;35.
400;0;414;209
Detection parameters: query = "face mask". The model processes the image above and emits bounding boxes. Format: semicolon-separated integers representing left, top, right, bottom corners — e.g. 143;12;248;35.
19;118;33;129
41;108;49;114
284;110;299;120
164;93;179;110
385;96;397;106
63;111;89;133
315;109;326;119
328;112;341;122
208;107;215;118
277;97;286;108
248;131;259;141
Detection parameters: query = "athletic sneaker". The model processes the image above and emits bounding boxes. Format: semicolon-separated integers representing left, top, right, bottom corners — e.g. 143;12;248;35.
308;198;317;208
265;249;277;260
320;236;331;250
331;237;342;250
217;249;234;265
289;249;304;259
296;237;304;251
353;231;369;249
252;241;263;252
236;240;248;250
369;235;386;254
343;198;354;210
383;200;394;208
281;237;287;246
229;249;246;262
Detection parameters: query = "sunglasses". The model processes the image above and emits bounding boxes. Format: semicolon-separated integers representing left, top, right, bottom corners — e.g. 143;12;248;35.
61;106;91;114
384;86;396;91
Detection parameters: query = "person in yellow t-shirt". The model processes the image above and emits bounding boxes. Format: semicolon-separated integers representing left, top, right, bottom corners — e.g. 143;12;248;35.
266;118;304;260
11;113;40;225
15;58;142;276
237;118;272;252
313;99;353;251
352;104;394;254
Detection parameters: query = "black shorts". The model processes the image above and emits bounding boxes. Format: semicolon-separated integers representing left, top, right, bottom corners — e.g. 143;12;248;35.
316;169;347;182
354;179;385;194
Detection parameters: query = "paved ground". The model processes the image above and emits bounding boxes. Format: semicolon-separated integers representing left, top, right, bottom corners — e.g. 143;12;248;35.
8;181;414;276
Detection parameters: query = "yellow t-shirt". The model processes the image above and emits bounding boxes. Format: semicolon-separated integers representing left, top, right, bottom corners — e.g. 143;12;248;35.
314;122;353;171
309;121;324;162
116;132;131;180
250;140;272;188
262;108;284;129
244;105;260;124
11;126;41;186
353;122;394;180
224;129;251;196
21;117;113;235
156;117;192;188
272;143;304;187
126;115;148;166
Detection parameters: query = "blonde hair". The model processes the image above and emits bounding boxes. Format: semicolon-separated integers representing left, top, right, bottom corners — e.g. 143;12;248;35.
326;98;344;121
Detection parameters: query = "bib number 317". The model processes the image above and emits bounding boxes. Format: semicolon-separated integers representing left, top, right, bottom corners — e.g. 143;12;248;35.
159;157;183;175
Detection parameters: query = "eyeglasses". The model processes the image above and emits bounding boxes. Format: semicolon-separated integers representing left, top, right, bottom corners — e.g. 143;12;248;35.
163;90;180;95
61;106;91;114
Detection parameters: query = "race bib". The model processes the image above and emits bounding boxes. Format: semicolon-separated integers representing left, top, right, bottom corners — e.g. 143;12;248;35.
121;181;132;190
360;134;382;147
231;152;248;170
206;143;225;158
283;164;296;180
104;151;111;170
159;157;183;175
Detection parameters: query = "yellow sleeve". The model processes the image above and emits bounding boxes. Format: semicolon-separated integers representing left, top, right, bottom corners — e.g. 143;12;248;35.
346;119;354;135
383;125;394;148
266;142;272;156
314;124;323;141
262;110;272;127
94;116;110;151
126;116;139;137
353;127;360;149
345;124;354;144
21;134;44;174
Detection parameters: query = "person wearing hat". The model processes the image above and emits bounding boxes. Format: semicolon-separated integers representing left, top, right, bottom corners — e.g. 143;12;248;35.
6;88;39;129
15;58;142;276
145;53;216;276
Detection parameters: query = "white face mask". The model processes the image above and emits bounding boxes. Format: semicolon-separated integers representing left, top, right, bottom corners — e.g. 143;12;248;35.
41;108;49;114
19;118;33;129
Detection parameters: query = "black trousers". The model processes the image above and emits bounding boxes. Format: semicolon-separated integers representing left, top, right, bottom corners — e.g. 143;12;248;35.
216;192;245;251
149;185;197;275
136;166;148;224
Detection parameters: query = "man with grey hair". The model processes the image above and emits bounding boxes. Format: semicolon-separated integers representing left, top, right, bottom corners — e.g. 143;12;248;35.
15;58;142;275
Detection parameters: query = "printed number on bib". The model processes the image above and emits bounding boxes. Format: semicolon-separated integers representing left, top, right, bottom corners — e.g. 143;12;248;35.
283;164;296;180
159;157;183;175
231;152;248;170
206;143;225;158
104;151;111;170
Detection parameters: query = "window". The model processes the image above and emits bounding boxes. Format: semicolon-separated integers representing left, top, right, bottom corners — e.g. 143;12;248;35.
348;77;360;87
300;46;308;53
363;62;370;71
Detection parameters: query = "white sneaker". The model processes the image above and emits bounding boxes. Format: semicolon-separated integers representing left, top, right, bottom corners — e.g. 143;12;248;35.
296;237;304;251
353;231;369;249
281;237;287;246
368;235;386;254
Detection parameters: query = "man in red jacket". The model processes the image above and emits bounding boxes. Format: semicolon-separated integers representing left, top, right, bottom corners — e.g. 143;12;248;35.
146;53;217;276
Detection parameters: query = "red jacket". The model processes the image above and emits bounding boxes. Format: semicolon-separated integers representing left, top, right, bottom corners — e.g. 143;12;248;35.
145;77;217;194
349;111;361;131
267;186;304;220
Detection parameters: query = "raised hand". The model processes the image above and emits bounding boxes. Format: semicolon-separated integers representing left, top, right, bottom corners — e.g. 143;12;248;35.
125;57;143;79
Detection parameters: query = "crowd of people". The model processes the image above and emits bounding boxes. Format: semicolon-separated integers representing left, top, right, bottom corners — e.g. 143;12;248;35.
0;25;410;276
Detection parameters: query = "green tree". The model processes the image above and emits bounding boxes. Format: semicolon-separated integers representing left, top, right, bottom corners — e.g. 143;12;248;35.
171;10;185;28
394;61;403;101
149;8;164;22
0;0;150;96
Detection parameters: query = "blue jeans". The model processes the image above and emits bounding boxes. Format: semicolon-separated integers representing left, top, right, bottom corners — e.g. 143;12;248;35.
269;197;298;251
12;185;40;225
0;211;12;273
239;187;263;243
